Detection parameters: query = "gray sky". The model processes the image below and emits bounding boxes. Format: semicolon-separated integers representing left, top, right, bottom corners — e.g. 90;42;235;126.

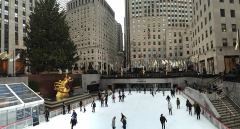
57;0;125;30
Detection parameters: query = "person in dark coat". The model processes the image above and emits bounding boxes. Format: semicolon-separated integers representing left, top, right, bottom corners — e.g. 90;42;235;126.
44;108;50;122
122;117;127;129
122;93;126;102
91;100;96;112
189;103;192;115
62;102;66;115
186;99;190;111
166;95;171;102
176;98;180;109
112;93;116;103
144;88;146;94
105;94;108;107
128;88;132;95
67;104;71;113
70;116;77;129
160;114;167;129
119;93;122;102
196;104;201;120
120;113;126;122
98;91;101;100
71;110;77;119
101;97;104;107
83;106;86;113
79;101;83;111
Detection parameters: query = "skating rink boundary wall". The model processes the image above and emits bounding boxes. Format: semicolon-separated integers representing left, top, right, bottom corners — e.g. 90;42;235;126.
0;117;33;129
38;96;98;123
183;88;230;129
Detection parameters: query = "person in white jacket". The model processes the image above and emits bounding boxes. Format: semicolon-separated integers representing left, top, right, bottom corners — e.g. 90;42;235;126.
168;102;173;115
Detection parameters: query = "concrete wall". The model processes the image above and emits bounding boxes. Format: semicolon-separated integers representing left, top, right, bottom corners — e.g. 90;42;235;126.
82;74;101;92
100;77;213;89
0;77;28;85
222;81;240;107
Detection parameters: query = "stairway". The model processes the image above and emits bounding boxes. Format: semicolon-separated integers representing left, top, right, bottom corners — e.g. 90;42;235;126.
211;97;240;129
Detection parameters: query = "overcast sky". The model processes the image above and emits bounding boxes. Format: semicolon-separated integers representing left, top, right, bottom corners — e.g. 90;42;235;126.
58;0;125;31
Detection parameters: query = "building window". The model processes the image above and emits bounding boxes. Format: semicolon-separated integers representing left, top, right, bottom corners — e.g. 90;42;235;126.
221;24;227;32
222;38;228;46
232;24;237;32
220;9;225;17
230;10;235;17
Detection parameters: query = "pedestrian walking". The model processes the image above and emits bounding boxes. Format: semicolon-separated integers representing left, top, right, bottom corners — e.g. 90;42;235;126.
196;104;201;120
79;101;83;111
91;100;96;112
168;102;172;115
44;108;50;122
160;114;167;129
112;116;116;129
176;98;180;109
62;102;66;115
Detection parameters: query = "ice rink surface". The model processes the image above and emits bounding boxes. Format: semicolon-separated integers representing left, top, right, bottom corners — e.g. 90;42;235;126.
29;91;218;129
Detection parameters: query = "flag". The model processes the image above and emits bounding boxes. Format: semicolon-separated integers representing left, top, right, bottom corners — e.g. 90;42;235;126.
235;29;239;51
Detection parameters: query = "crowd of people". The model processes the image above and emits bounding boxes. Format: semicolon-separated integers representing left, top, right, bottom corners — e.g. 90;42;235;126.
44;87;204;129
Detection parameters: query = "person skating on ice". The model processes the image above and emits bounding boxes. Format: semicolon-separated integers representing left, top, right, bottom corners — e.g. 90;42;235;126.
100;96;104;107
176;98;180;109
105;93;108;107
79;100;83;111
196;104;201;120
120;113;127;122
112;93;116;103
71;110;77;120
91;100;96;112
70;116;77;129
168;102;173;115
166;95;171;102
160;114;167;129
162;90;165;96
122;93;126;102
144;87;146;94
119;93;122;102
122;117;127;129
186;99;190;111
128;88;132;95
83;106;86;113
112;116;116;129
188;102;192;115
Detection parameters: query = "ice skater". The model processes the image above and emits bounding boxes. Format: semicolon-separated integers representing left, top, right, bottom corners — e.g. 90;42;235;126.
70;116;77;129
188;102;192;115
128;88;132;95
186;99;190;111
176;98;180;109
168;102;172;115
120;113;127;122
67;104;71;114
71;110;77;119
112;93;116;103
112;116;116;129
166;95;171;102
79;101;83;111
62;102;66;115
105;94;108;107
91;100;96;112
162;90;165;96
144;88;146;94
160;114;167;129
196;104;201;120
122;117;127;129
83;106;86;113
122;93;126;102
119;93;122;102
44;108;49;122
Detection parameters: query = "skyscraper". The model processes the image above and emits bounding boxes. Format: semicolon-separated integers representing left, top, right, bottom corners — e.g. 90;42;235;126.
66;0;121;74
125;0;193;70
0;0;35;75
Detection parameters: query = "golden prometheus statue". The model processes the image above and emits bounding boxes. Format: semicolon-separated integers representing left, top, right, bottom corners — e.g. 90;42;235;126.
54;74;73;101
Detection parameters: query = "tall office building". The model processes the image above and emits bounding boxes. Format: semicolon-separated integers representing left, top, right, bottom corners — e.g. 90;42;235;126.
0;0;35;75
116;22;123;52
125;0;193;70
191;0;240;74
66;0;121;73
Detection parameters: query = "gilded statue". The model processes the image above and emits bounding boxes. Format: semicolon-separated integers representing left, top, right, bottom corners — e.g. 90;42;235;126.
54;74;73;101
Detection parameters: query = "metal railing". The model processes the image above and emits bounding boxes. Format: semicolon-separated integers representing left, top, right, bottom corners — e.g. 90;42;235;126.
182;92;230;129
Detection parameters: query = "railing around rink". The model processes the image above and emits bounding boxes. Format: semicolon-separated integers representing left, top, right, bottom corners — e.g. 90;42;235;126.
0;117;33;129
182;91;230;129
38;96;98;123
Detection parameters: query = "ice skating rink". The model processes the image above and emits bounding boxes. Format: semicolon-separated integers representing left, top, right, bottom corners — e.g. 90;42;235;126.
29;91;218;129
